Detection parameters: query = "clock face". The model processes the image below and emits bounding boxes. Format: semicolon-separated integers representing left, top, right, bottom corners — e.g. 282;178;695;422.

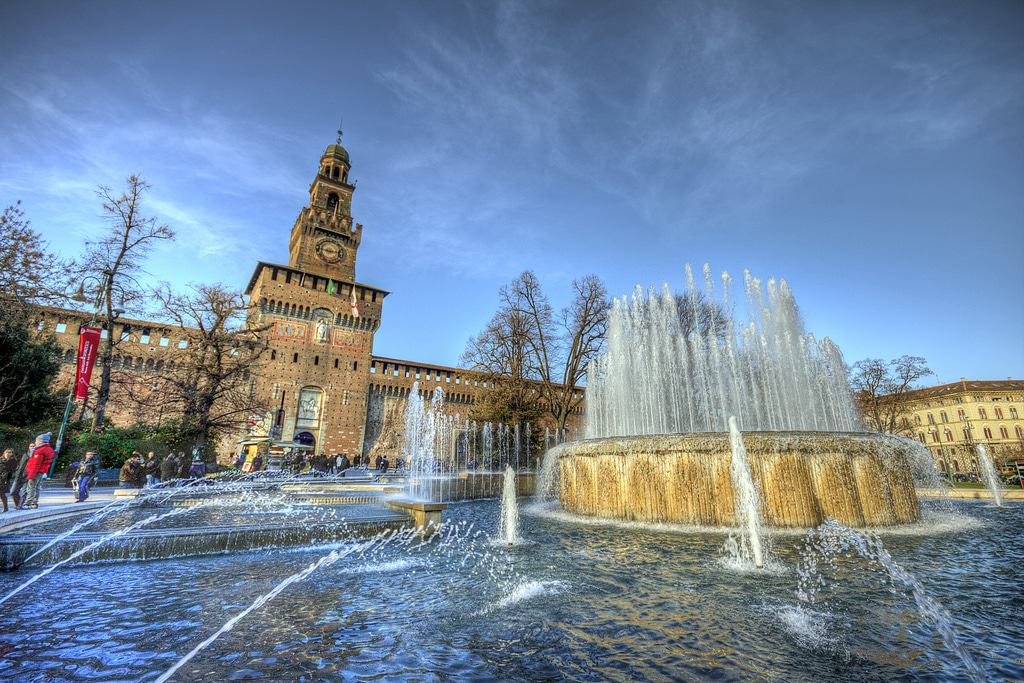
315;238;344;264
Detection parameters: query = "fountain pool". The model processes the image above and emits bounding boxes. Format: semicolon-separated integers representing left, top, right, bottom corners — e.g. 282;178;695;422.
0;498;1019;681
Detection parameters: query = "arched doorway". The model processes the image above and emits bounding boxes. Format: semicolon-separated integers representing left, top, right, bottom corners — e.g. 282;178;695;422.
295;431;316;453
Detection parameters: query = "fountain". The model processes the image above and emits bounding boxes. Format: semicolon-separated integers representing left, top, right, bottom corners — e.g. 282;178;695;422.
976;444;1004;507
552;265;921;529
727;416;764;568
497;465;521;545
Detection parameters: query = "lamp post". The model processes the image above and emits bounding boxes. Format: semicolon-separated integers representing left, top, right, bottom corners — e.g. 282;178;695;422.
49;270;125;475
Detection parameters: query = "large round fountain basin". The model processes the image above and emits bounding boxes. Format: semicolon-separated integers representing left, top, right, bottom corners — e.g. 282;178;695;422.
553;431;921;528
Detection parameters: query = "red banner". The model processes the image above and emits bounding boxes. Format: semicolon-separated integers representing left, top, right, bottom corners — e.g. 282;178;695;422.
73;326;102;401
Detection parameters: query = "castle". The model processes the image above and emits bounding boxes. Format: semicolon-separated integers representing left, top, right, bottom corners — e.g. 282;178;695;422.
36;136;584;459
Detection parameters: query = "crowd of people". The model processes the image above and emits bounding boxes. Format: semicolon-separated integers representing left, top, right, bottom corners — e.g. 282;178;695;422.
0;432;55;511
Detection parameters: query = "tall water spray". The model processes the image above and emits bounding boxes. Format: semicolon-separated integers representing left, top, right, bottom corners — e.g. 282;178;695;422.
404;383;451;501
728;416;764;569
976;444;1004;507
498;465;521;545
586;264;859;438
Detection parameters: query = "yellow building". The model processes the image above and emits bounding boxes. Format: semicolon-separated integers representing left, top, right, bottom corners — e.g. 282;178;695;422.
900;379;1024;476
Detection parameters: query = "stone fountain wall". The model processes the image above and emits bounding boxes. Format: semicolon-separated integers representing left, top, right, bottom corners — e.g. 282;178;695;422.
555;432;920;528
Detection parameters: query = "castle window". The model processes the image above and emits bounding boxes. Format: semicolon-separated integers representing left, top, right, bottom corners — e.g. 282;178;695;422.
55;322;67;333
416;372;421;379
36;320;44;331
272;268;279;281
293;353;299;363
393;369;399;377
332;167;339;180
178;340;188;349
140;329;151;344
160;336;169;346
285;271;292;284
370;365;376;374
271;350;276;360
326;193;339;213
100;329;108;339
334;359;339;368
353;361;358;371
314;356;320;366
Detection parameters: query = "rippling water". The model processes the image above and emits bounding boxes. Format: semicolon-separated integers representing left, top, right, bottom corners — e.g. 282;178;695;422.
0;499;1020;681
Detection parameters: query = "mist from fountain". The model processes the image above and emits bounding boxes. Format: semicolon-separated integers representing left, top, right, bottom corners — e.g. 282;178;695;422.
497;465;521;545
727;416;764;568
586;264;859;438
976;444;1004;507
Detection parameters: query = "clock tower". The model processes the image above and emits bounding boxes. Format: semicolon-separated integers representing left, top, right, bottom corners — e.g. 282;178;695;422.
287;131;362;281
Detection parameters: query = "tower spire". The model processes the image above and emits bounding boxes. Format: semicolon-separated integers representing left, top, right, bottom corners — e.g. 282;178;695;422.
336;118;343;144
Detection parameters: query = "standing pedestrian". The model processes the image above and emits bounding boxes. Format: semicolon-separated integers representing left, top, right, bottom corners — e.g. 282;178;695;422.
188;455;206;480
0;449;19;512
21;432;55;509
144;451;160;487
9;442;33;509
73;451;99;502
160;452;179;485
119;453;143;488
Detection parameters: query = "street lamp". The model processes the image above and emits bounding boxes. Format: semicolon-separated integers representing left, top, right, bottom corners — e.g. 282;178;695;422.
50;269;125;475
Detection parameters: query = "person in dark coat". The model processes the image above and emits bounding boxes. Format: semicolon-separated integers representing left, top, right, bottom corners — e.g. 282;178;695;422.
160;452;179;483
178;453;191;480
119;453;144;488
188;456;206;480
73;451;99;502
9;442;32;509
0;449;19;512
22;433;56;509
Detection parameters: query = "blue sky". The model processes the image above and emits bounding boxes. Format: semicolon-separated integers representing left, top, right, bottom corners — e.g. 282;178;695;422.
1;0;1022;384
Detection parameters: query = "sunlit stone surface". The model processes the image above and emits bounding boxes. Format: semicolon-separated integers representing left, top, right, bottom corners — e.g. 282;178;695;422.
554;432;921;528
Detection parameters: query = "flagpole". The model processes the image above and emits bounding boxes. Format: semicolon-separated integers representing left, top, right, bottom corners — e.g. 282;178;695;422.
48;269;112;476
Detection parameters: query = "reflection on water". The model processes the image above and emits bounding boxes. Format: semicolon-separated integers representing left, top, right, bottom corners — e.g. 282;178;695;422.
0;499;1020;681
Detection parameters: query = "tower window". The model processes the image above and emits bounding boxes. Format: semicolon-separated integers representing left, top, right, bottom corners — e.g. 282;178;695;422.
293;353;299;363
334;358;339;369
314;356;320;366
332;167;339;180
326;192;339;213
271;350;276;360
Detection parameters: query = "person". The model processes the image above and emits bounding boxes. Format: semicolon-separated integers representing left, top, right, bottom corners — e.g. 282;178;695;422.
335;453;347;473
21;432;55;509
9;442;32;509
188;455;206;480
176;452;191;480
0;449;19;512
375;454;383;471
121;454;144;485
144;451;160;487
160;452;179;484
64;458;80;488
381;455;390;473
251;453;264;472
73;451;99;502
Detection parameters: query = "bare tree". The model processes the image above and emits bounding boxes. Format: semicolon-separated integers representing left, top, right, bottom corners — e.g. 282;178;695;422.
675;291;729;340
463;271;609;434
0;201;69;321
81;176;174;429
510;272;608;434
461;301;541;427
149;283;270;459
850;355;933;434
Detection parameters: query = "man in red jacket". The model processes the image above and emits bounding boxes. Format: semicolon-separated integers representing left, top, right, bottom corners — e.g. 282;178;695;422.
21;432;55;510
